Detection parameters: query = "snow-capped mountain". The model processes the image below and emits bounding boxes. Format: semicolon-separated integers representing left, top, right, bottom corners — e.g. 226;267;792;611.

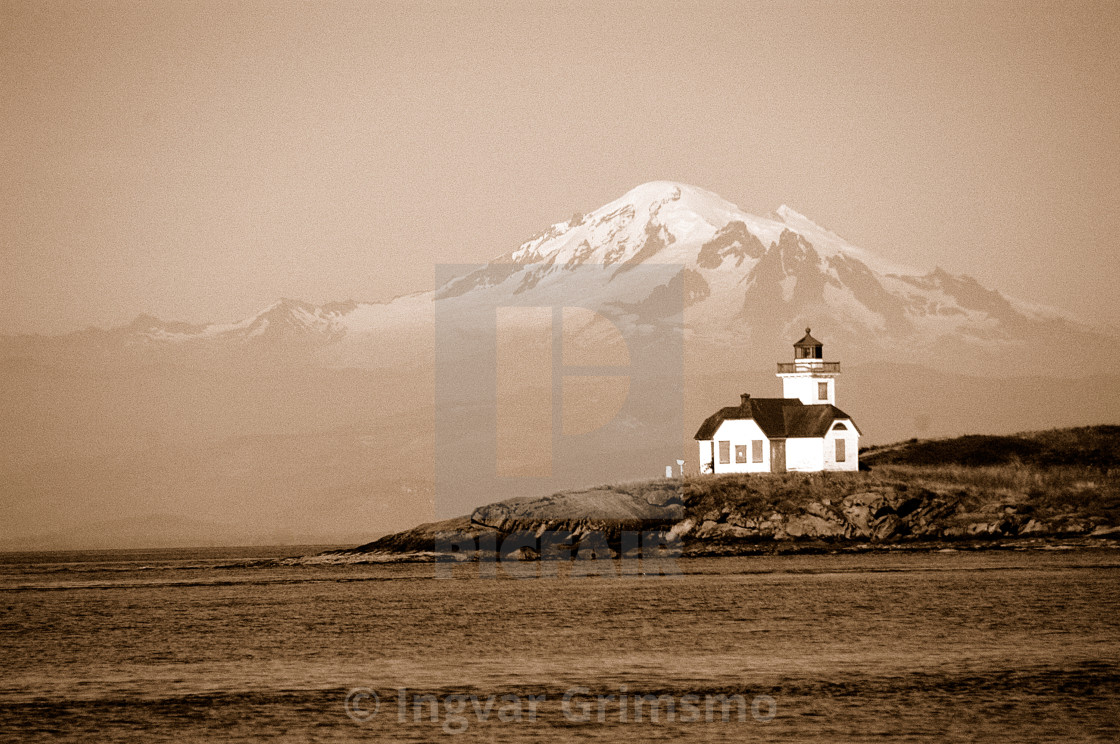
128;298;356;343
433;181;1101;373
4;182;1119;547
1;181;1112;376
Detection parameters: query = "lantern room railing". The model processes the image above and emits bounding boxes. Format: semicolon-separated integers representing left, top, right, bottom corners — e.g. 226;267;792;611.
776;361;841;373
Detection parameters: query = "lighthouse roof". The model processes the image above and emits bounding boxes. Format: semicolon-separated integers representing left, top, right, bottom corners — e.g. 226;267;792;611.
694;396;860;440
793;327;823;348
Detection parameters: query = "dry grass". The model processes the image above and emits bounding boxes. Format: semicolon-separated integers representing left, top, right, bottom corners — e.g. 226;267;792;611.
875;463;1120;521
872;463;1104;494
679;460;1120;525
862;425;1120;470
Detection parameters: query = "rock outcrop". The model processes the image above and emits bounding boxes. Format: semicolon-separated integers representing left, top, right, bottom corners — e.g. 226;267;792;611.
470;484;684;534
313;464;1120;563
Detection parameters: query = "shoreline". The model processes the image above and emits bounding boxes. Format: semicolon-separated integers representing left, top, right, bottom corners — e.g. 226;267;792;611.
295;532;1120;565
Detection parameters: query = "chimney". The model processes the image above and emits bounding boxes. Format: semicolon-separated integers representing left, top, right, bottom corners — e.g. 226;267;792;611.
740;393;750;406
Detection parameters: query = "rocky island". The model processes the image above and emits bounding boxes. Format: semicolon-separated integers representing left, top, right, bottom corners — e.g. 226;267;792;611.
307;426;1120;563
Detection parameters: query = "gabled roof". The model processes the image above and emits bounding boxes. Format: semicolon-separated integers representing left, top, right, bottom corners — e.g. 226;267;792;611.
794;327;822;348
694;397;860;440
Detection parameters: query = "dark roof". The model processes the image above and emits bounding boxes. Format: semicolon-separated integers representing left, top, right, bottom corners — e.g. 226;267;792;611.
694;397;860;440
794;327;822;347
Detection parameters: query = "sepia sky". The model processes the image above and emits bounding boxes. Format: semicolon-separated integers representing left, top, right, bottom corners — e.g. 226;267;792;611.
2;0;1119;335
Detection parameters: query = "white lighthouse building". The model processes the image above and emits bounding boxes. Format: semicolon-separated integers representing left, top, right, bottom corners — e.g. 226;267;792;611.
777;328;839;405
695;328;860;474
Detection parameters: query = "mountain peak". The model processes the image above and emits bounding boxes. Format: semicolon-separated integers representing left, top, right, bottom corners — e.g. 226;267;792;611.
127;313;163;330
594;182;750;239
612;181;741;213
620;180;687;202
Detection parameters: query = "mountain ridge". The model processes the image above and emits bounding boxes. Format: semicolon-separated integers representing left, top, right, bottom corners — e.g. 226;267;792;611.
0;181;1106;377
3;181;1117;548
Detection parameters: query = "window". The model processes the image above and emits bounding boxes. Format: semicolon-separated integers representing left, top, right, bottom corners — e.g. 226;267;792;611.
735;444;747;463
818;382;828;400
719;441;730;464
832;422;848;431
835;439;846;462
752;439;764;463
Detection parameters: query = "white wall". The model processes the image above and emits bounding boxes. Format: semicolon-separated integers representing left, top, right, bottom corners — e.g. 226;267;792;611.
697;440;713;473
699;418;860;475
779;375;835;405
824;420;859;471
785;437;824;471
707;419;770;474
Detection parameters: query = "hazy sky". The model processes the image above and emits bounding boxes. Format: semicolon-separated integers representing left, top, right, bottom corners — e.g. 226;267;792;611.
2;0;1118;334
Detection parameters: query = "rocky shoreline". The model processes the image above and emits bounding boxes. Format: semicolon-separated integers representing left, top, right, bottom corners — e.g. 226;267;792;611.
299;468;1120;564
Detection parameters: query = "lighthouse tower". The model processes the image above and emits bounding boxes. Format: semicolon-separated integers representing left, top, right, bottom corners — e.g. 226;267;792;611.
776;328;840;405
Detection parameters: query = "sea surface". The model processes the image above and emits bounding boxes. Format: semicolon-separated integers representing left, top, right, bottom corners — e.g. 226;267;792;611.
1;545;1119;742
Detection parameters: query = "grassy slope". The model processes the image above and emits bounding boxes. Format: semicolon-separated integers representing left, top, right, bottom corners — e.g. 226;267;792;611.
681;425;1120;547
860;425;1120;469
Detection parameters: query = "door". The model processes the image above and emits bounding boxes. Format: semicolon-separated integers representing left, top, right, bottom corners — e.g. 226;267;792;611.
770;439;786;473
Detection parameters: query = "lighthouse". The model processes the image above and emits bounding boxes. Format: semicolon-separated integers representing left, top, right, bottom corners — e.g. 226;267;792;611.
776;328;840;405
693;327;860;474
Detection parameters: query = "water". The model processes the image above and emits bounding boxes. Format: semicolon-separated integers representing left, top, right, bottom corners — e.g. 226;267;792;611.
2;547;1119;741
